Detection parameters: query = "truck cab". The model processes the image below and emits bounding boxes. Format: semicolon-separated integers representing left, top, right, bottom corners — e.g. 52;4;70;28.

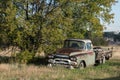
47;39;95;69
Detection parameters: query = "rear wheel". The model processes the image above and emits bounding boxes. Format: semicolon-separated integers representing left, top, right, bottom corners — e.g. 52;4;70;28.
105;55;110;60
99;58;102;64
102;56;106;64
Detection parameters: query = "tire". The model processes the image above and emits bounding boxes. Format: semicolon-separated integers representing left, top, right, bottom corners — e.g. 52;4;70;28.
99;58;102;64
79;61;85;69
102;56;106;64
105;56;110;60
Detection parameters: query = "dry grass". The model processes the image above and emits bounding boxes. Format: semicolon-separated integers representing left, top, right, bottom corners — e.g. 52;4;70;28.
112;46;120;59
0;46;120;80
0;58;120;80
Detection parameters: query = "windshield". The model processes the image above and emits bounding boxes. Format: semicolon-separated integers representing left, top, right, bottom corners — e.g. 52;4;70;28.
64;40;85;49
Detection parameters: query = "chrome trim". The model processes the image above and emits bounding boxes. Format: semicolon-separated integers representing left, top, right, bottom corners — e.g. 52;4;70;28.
48;58;77;66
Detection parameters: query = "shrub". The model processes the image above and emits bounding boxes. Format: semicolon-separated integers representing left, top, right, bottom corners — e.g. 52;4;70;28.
16;50;34;64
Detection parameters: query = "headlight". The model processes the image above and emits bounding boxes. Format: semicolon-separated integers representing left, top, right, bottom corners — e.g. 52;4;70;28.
70;56;77;61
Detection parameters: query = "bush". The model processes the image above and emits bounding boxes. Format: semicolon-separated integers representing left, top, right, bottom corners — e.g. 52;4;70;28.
16;50;34;64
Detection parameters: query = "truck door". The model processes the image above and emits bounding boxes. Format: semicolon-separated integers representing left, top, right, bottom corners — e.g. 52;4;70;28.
86;42;95;65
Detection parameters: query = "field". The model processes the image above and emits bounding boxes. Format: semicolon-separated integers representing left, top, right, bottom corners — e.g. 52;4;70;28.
0;46;120;80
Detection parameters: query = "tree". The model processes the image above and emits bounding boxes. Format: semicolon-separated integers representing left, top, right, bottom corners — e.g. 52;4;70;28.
71;0;116;39
0;0;117;54
11;0;74;53
0;0;17;46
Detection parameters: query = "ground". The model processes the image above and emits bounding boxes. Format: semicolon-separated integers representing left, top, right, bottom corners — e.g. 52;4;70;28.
0;46;120;80
112;46;120;59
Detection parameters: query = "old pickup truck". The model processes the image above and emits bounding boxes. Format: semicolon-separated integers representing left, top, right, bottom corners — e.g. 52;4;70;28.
47;39;96;69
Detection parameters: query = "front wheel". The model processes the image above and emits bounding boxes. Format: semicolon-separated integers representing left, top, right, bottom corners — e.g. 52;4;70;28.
79;61;85;69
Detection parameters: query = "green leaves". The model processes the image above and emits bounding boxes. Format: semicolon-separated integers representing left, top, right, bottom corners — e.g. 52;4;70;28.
0;0;117;55
16;50;33;63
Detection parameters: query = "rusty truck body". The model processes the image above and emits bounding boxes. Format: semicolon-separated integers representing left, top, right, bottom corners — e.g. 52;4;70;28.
47;39;96;69
93;46;106;64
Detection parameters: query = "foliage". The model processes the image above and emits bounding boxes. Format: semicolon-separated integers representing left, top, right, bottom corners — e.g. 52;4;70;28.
16;50;34;64
0;0;117;57
92;37;108;46
0;0;17;45
71;0;116;39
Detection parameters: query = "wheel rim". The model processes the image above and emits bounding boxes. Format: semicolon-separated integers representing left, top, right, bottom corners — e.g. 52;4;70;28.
79;62;84;69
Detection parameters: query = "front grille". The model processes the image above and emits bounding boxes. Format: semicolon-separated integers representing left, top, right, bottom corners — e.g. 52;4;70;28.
54;54;70;59
54;58;70;65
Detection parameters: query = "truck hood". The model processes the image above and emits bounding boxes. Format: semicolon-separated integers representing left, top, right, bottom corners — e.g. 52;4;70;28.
56;48;83;55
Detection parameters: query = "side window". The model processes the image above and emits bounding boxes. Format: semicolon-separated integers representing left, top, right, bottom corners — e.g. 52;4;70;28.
86;43;92;50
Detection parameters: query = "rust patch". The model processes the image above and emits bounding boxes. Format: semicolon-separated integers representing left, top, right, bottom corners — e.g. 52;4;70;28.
56;48;82;55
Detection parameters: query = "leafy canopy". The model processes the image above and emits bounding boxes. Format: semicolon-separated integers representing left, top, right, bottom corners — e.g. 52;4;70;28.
0;0;117;54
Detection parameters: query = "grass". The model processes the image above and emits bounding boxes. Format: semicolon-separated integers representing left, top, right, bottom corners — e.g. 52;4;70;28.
0;46;120;80
0;58;120;80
